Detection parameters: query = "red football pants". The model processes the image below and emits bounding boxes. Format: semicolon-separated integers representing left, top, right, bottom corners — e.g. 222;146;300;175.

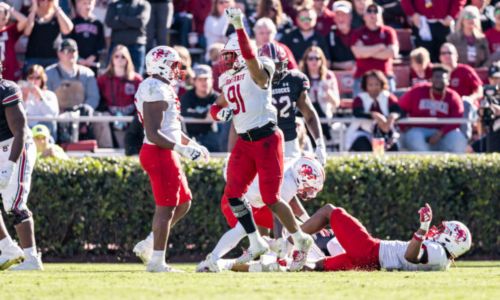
323;208;381;271
220;195;274;229
139;143;192;207
224;130;284;206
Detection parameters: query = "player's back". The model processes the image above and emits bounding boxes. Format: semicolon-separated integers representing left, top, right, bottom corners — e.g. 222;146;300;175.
220;63;277;134
272;69;310;142
0;79;22;142
135;77;182;145
379;240;450;271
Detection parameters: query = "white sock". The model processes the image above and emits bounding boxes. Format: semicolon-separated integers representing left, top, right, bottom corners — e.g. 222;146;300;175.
0;236;14;250
150;250;165;264
145;232;154;245
248;231;265;248
218;259;236;271
23;247;37;258
291;230;307;244
211;223;246;259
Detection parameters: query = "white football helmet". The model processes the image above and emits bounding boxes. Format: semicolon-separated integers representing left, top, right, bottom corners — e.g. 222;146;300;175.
145;46;182;84
427;221;472;259
219;35;246;74
292;156;325;200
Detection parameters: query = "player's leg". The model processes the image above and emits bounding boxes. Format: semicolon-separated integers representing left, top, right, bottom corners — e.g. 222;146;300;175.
328;206;380;269
225;139;268;263
300;204;335;234
9;143;42;271
0;212;24;271
256;130;313;271
310;254;355;272
139;145;185;272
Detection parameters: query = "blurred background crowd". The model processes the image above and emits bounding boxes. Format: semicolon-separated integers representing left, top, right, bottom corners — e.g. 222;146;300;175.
1;0;500;156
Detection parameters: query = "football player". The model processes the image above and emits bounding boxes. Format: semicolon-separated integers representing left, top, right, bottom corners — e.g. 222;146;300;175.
0;62;42;271
133;46;209;272
209;8;314;271
259;42;326;163
196;156;325;272
299;203;471;271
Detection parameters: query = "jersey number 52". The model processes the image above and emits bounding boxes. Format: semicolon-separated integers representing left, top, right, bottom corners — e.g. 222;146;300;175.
227;84;246;115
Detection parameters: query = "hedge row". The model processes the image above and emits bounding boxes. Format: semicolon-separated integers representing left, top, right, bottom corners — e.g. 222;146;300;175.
6;154;499;260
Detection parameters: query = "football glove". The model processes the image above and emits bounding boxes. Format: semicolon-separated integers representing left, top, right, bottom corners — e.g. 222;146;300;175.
225;8;244;29
418;203;432;231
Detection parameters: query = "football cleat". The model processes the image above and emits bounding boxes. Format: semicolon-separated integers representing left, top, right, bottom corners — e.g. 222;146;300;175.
0;243;24;271
133;239;153;265
196;253;221;273
146;262;184;273
9;255;43;271
289;234;313;272
235;241;269;265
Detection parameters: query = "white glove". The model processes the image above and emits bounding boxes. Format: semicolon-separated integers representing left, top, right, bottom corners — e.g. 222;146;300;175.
188;140;210;162
217;107;233;122
225;7;244;29
315;138;327;166
174;143;204;162
0;161;16;189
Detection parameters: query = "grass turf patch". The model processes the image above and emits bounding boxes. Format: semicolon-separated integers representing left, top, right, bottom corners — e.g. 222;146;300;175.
0;261;499;300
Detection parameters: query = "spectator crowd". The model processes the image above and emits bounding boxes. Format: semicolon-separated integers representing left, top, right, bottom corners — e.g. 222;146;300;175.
1;0;500;154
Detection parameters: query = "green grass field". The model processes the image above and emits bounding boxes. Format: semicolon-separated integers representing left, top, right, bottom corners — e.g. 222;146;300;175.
0;261;499;300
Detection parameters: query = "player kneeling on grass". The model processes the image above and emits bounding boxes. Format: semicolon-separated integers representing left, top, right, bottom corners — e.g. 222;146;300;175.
298;203;471;271
196;156;325;272
132;46;209;273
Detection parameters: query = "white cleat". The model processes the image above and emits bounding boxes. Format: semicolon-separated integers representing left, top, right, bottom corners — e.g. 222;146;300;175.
146;262;184;273
9;255;43;271
133;239;153;265
0;244;24;271
289;234;313;272
196;254;220;273
235;241;269;265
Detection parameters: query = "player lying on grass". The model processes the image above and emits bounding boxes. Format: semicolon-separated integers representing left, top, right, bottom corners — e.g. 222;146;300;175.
194;156;325;272
219;202;472;273
297;203;471;271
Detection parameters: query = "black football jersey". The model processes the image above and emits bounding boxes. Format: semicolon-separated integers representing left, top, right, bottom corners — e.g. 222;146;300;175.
271;69;310;141
0;79;22;142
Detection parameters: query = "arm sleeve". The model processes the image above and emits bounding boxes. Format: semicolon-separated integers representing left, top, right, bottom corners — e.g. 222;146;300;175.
387;27;398;47
352;96;372;119
96;22;106;52
400;0;416;16
141;80;173;103
469;67;483;90
398;88;413;114
441;91;464;134
298;71;311;92
1;84;22;107
119;2;151;29
318;35;331;61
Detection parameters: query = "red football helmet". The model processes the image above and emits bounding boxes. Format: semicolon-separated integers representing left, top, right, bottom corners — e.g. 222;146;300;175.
258;42;288;83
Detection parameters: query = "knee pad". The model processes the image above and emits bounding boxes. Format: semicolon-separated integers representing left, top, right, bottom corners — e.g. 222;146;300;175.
228;197;251;218
12;208;32;226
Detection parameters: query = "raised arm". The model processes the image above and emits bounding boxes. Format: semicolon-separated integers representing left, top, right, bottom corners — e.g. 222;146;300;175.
296;90;326;165
404;203;432;264
226;8;270;88
53;0;73;35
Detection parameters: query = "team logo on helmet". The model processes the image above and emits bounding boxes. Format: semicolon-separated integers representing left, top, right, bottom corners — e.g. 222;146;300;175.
292;156;325;200
258;42;288;83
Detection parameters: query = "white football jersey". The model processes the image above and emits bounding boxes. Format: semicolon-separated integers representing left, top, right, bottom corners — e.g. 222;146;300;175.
220;57;277;134
244;160;297;208
378;240;451;271
135;77;182;145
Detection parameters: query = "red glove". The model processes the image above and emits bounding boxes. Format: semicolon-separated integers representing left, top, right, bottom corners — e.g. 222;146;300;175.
418;203;432;231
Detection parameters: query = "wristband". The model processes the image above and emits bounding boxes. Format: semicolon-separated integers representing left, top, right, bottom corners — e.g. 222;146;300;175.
420;222;430;232
413;232;424;242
